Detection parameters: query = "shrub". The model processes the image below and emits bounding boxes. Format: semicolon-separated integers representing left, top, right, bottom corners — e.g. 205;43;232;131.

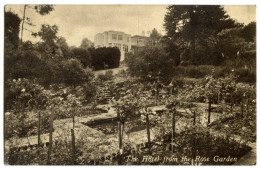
56;59;94;86
172;65;219;78
71;48;91;68
126;44;175;84
89;47;120;70
97;70;114;81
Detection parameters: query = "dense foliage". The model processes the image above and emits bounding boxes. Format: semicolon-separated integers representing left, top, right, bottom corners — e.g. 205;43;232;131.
126;44;175;84
4;11;21;48
89;47;121;70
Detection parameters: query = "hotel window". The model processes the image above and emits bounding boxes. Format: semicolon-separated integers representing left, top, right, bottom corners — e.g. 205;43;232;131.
127;37;130;42
118;35;123;40
112;34;117;40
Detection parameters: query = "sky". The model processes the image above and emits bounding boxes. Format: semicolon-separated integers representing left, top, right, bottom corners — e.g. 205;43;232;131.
5;5;256;47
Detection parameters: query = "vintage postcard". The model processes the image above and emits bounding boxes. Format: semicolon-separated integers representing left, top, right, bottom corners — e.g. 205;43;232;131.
3;4;256;165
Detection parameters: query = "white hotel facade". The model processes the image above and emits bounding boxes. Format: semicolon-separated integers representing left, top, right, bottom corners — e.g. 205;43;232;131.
94;30;132;61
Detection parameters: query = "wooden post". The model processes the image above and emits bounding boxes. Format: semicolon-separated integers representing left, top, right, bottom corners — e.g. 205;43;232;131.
47;111;54;165
71;106;76;165
208;101;211;126
38;110;41;145
118;121;122;149
71;129;76;165
118;121;123;165
38;110;41;165
171;108;176;152
146;114;151;150
192;110;196;164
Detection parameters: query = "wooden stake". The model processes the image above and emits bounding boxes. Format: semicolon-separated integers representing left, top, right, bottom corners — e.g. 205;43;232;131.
172;108;176;152
146;114;151;150
47;111;54;165
38;110;41;165
71;129;76;165
208;101;211;126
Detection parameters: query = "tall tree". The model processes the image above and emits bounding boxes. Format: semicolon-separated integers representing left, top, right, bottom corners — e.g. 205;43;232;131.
164;5;239;65
57;37;72;58
4;11;21;48
240;22;256;42
80;38;94;50
33;24;58;46
20;5;54;42
149;28;161;45
71;48;91;68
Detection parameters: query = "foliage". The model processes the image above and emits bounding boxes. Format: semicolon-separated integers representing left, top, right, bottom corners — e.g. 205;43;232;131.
71;48;92;68
32;24;59;47
34;5;54;15
89;47;120;70
97;70;114;81
126;44;175;84
56;37;72;58
240;22;256;42
4;11;21;48
80;38;94;50
4;78;52;138
164;5;240;65
5;49;49;82
58;59;94;86
149;28;161;45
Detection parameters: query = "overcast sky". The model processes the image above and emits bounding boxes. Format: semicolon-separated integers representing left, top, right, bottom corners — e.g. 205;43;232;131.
6;5;256;47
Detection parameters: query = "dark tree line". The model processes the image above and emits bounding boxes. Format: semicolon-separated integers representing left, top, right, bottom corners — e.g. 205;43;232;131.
126;5;256;84
5;10;121;88
163;5;255;66
89;47;121;70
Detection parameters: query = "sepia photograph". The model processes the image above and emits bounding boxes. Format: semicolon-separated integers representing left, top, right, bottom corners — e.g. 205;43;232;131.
3;3;256;166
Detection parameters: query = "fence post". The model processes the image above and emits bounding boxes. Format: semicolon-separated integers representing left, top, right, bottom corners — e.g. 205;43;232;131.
47;111;54;165
118;121;123;165
71;129;76;165
146;114;151;150
172;108;176;152
38;110;41;164
208;101;211;126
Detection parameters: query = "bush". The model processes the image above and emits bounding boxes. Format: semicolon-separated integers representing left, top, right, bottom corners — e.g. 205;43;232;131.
71;48;91;68
126;44;175;84
172;65;219;78
89;47;120;70
56;59;94;86
5;50;49;82
97;70;114;81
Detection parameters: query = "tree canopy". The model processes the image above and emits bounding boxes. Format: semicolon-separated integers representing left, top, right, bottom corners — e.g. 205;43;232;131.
164;5;240;65
4;11;21;48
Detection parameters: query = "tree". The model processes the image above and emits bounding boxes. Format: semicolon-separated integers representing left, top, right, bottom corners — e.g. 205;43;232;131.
20;5;54;42
80;38;94;50
149;28;161;45
56;37;72;58
126;44;175;84
33;24;58;46
4;11;21;48
164;5;239;65
89;47;120;70
71;48;91;68
240;22;256;42
59;59;94;86
32;24;59;59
